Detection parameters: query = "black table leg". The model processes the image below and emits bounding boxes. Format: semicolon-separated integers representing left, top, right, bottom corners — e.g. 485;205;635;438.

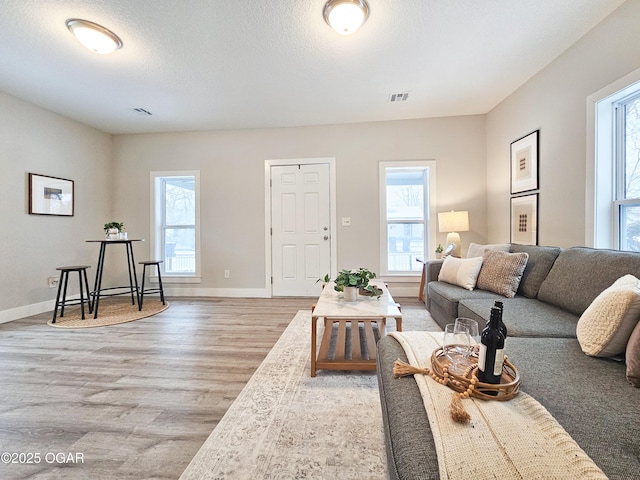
92;242;106;319
125;241;140;307
125;241;135;305
83;267;93;313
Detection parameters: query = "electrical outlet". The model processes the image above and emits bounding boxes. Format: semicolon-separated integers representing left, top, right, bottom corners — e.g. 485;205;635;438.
224;269;230;279
48;276;59;288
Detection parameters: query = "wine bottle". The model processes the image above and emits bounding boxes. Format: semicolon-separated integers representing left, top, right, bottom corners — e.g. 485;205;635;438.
477;306;505;387
494;300;507;340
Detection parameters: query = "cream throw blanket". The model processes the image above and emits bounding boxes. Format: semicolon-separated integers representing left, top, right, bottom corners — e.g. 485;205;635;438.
388;331;608;480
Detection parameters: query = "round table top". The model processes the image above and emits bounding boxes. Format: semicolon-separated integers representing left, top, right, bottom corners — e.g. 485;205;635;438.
86;239;144;243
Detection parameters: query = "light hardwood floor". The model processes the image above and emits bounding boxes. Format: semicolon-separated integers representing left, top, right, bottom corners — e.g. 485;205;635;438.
0;296;422;480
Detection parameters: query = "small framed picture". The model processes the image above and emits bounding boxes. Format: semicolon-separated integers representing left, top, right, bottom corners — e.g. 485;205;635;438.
510;130;539;194
29;173;74;216
510;194;538;245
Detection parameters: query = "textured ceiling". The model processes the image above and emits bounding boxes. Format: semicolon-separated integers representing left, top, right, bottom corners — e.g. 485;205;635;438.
0;0;627;135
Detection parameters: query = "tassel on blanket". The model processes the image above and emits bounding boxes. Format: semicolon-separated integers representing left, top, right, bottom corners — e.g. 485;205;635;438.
450;393;471;424
393;359;431;377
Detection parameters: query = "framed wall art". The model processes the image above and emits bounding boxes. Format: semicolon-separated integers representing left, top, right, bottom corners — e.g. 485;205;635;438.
510;194;538;245
29;173;74;216
510;130;539;194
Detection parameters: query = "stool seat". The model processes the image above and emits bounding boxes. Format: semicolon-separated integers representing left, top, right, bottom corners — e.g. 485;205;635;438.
53;265;92;323
138;260;165;310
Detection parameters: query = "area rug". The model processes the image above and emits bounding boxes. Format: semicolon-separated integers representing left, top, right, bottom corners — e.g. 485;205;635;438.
180;309;392;480
47;298;169;328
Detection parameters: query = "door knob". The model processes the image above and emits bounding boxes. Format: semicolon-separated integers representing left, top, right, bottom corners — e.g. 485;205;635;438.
324;235;329;241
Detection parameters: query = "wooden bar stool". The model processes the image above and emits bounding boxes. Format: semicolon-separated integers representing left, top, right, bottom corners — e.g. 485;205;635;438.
138;260;165;310
52;266;92;323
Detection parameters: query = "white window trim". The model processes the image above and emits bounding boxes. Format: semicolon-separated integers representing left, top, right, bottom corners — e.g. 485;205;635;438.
379;160;437;277
150;170;202;283
587;67;640;249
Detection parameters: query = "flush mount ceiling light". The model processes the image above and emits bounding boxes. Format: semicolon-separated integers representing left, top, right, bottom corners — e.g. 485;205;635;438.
323;0;370;35
65;18;123;54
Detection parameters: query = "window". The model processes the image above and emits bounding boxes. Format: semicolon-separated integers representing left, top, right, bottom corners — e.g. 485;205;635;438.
151;171;200;280
379;161;436;275
590;74;640;251
615;93;640;251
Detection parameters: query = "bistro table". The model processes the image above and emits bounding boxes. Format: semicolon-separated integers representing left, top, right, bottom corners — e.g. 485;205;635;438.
310;280;402;377
86;239;143;318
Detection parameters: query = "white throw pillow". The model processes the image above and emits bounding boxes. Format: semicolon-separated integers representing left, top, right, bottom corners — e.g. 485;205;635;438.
437;256;484;291
576;275;640;357
467;242;510;258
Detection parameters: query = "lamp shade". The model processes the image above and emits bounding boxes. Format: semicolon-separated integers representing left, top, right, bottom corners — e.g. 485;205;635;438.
438;211;469;233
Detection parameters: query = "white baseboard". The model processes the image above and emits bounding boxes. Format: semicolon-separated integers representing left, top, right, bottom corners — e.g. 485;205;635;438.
0;300;56;324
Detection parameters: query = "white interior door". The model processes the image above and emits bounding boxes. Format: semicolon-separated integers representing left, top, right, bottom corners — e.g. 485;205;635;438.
271;164;331;296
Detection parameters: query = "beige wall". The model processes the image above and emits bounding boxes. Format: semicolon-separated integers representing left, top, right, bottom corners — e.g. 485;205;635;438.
0;92;112;320
486;0;640;247
112;116;487;294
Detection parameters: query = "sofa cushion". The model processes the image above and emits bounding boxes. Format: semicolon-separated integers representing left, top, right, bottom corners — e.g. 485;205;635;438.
537;247;640;316
510;244;561;298
627;321;640;387
504;337;640;478
458;298;579;338
576;275;640;357
467;242;510;258
476;250;528;298
428;281;504;320
437;256;483;291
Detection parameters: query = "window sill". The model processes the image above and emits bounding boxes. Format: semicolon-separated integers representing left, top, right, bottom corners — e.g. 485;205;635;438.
380;274;421;283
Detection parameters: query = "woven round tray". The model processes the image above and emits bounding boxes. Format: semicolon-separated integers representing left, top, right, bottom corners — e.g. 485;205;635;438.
430;346;521;401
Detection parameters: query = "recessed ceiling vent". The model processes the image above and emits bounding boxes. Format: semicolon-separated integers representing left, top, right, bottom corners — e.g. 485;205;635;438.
132;107;153;116
389;92;410;103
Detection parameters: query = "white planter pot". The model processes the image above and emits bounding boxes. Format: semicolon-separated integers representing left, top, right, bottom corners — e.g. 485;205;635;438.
343;286;358;302
106;228;119;239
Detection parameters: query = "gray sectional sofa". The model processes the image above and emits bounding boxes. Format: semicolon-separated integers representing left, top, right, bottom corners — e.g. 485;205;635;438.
377;245;640;480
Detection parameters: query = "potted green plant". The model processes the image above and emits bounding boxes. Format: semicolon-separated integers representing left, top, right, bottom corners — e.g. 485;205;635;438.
104;221;124;239
332;268;378;301
435;243;444;259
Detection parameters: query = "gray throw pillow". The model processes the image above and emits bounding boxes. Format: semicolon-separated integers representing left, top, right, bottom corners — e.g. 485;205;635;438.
476;250;529;298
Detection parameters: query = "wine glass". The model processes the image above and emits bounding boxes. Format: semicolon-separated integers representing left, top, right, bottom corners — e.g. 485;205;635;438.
443;323;470;375
455;317;479;358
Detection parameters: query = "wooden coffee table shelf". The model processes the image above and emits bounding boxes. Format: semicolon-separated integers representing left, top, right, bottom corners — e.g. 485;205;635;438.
311;281;402;377
316;319;383;372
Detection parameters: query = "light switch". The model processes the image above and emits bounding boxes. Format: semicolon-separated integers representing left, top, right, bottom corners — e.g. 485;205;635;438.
342;217;351;226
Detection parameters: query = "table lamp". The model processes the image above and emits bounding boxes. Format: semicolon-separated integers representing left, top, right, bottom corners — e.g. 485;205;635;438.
438;210;469;258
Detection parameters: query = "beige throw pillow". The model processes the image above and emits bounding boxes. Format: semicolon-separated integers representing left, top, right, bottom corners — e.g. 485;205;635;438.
437;256;483;291
475;250;529;298
576;275;640;358
467;242;511;258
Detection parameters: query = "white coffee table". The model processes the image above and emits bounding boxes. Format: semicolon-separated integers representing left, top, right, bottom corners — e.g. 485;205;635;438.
310;280;402;377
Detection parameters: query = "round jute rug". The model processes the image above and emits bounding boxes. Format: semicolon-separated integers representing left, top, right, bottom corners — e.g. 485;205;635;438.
47;299;169;328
